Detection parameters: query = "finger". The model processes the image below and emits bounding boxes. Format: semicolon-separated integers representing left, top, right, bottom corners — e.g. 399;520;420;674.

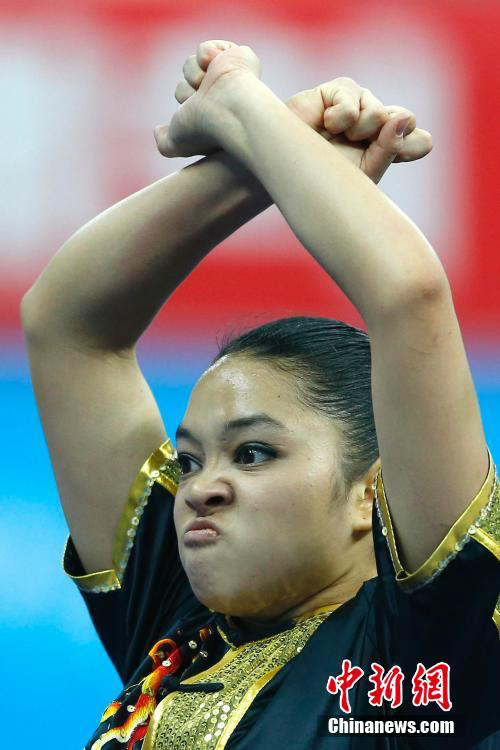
344;89;389;142
197;39;236;70
182;55;205;90
322;79;362;135
393;127;433;162
362;113;412;183
175;79;196;104
380;105;417;138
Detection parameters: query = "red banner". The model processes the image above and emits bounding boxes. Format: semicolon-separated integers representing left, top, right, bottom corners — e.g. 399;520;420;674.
2;0;500;344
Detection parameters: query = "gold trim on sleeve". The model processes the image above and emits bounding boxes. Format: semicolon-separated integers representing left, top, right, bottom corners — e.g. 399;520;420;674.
62;439;180;593
62;536;121;592
374;450;498;593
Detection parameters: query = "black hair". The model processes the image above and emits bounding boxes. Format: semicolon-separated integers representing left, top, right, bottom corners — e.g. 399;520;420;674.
212;316;379;489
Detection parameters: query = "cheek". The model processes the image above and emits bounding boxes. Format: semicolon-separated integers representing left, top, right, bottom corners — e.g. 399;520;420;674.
286;472;338;531
248;471;330;529
172;490;184;528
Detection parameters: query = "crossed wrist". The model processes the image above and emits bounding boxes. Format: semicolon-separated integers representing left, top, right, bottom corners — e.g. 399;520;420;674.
207;75;285;162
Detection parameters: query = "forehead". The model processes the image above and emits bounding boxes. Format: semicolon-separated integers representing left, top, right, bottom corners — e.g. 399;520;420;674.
179;356;343;459
185;356;303;422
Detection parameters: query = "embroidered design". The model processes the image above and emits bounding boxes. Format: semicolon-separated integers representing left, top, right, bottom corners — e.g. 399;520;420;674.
145;611;332;750
100;701;121;723
91;637;182;749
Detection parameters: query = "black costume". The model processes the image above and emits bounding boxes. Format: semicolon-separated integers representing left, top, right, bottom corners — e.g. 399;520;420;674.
64;440;500;749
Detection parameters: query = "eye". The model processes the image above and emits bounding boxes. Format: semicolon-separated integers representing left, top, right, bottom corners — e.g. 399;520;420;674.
235;444;277;465
177;453;201;477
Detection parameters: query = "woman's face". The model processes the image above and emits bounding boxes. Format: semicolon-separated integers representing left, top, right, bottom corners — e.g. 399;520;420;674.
173;354;361;620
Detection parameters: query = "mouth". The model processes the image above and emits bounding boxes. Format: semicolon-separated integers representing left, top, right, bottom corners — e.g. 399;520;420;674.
184;518;221;547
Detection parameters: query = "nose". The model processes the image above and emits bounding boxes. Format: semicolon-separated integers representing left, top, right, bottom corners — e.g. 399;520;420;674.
184;475;234;515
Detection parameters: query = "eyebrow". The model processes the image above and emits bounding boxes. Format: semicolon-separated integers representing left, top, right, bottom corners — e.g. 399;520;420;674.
175;413;287;448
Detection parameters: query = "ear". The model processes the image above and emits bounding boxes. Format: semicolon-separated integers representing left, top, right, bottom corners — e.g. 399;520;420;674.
350;457;381;533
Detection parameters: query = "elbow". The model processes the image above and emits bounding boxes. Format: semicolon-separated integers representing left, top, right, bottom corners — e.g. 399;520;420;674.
403;263;451;308
20;287;43;345
403;266;450;308
20;283;57;347
372;254;452;324
392;236;451;309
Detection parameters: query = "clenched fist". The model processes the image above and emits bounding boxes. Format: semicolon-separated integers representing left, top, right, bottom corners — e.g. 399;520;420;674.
155;40;432;185
155;42;261;159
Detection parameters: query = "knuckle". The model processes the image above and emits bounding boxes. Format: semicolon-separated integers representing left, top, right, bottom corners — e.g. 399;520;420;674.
197;41;213;64
342;105;359;124
182;55;197;75
175;80;194;104
174;81;185;103
199;40;212;53
181;56;192;77
182;55;203;88
334;76;357;87
325;102;358;129
373;107;389;126
420;130;433;152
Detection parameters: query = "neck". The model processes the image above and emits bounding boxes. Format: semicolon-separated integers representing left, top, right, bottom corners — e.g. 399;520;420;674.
233;560;376;632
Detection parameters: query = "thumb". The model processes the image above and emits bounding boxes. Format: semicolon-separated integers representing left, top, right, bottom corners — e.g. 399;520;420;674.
198;39;236;70
363;113;411;183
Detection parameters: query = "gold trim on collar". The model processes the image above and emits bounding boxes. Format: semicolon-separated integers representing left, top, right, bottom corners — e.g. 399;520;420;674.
374;449;498;594
217;665;282;747
143;608;333;750
62;439;179;593
217;602;345;649
293;601;346;622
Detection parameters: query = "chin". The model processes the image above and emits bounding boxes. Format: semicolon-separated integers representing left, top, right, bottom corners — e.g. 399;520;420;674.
186;577;254;616
196;587;285;619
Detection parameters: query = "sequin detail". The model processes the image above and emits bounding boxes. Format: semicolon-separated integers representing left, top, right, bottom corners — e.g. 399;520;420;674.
478;476;500;544
149;611;331;749
111;454;179;589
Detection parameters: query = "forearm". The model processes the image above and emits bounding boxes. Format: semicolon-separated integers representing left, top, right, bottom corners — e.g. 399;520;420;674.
215;77;446;327
22;150;272;350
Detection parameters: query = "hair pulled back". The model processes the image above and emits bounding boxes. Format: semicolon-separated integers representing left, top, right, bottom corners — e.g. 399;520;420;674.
212;317;379;488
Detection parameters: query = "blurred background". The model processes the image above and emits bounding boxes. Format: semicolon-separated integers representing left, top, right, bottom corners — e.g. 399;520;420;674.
1;0;499;746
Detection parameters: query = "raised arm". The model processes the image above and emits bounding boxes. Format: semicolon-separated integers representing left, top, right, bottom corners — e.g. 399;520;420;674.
21;39;434;579
21;151;274;576
164;44;489;572
14;47;389;580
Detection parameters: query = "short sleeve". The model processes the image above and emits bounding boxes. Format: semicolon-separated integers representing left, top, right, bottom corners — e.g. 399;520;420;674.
371;450;500;748
62;439;207;684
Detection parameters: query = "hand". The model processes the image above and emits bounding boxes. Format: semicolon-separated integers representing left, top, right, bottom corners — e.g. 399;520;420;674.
286;80;432;183
155;40;433;184
155;41;261;159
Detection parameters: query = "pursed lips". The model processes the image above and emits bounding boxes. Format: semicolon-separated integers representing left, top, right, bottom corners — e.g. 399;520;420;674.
185;518;220;534
183;518;222;546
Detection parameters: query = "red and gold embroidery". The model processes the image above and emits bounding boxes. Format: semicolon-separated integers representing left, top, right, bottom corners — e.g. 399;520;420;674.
91;638;181;750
